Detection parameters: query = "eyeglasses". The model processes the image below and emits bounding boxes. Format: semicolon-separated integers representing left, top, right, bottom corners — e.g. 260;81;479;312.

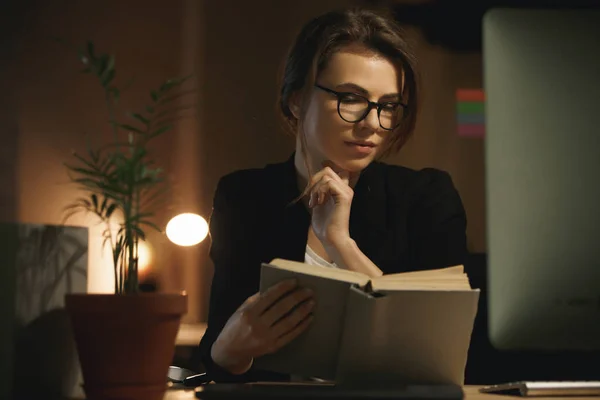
314;84;407;131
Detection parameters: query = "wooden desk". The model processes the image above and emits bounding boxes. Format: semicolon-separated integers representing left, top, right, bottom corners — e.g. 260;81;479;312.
161;386;598;400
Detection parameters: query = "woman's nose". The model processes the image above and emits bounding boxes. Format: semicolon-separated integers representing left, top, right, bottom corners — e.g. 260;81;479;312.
358;106;381;131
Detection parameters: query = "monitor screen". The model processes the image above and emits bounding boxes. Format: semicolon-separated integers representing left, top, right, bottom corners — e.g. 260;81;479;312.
483;8;600;352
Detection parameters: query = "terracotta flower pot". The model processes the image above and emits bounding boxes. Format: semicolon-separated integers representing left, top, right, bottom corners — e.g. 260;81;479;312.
65;293;187;400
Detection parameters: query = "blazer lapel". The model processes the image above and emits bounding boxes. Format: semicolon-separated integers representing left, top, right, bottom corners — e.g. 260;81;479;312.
270;155;310;263
350;161;392;268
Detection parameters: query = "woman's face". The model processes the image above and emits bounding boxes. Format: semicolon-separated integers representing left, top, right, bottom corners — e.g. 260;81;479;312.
297;47;403;173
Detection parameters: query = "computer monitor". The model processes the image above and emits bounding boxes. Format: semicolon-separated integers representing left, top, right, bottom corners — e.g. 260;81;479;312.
483;8;600;352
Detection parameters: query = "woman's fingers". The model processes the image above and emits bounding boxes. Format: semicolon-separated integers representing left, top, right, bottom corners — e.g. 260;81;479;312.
261;287;314;326
251;279;298;316
310;166;345;186
321;160;359;186
271;297;315;337
273;312;315;351
305;167;345;204
254;285;315;355
309;175;353;207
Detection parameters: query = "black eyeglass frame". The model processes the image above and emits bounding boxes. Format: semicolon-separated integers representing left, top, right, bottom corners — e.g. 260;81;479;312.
314;84;407;131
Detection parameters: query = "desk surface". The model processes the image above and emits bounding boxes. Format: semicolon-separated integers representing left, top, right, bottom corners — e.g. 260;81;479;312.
160;386;597;400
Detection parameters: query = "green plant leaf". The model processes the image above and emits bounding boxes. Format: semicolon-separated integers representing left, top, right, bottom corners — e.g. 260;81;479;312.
91;194;99;211
116;123;144;134
114;237;123;265
134;176;161;187
61;209;83;225
96;140;138;153
140;186;169;209
132;226;146;241
100;196;108;213
156;88;196;106
139;220;162;233
72;177;101;189
129;112;149;126
86;41;95;61
147;124;171;138
125;212;153;224
86;142;100;164
101;68;115;87
65;197;92;210
102;228;114;250
101;55;115;79
108;87;120;103
70;151;102;173
97;54;108;75
159;75;193;94
65;165;106;178
72;177;127;197
105;203;118;218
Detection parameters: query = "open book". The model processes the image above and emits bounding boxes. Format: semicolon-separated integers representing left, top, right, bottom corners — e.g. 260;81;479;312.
253;259;480;386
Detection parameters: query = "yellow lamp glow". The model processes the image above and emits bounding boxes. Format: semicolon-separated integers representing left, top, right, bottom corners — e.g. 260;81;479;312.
166;213;208;246
137;240;153;274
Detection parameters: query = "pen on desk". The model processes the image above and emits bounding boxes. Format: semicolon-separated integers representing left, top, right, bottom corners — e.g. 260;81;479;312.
183;372;211;387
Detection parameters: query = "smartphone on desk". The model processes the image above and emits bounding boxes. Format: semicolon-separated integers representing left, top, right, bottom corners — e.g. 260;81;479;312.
167;366;211;388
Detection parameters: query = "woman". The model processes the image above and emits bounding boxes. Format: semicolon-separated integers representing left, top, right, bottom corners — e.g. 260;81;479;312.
195;6;467;383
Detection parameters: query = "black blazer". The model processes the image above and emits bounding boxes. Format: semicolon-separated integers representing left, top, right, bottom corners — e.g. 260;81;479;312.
195;153;468;382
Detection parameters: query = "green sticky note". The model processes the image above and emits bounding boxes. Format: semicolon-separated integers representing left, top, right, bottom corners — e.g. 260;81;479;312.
457;102;485;114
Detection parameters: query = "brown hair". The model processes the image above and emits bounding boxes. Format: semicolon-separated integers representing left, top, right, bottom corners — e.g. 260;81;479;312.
278;6;419;164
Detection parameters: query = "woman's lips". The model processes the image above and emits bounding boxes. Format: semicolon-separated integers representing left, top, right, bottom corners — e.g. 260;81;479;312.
344;141;376;155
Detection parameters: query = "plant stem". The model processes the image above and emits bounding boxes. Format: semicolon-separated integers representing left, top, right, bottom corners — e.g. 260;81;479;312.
104;85;124;294
121;242;124;293
134;178;141;291
109;226;118;294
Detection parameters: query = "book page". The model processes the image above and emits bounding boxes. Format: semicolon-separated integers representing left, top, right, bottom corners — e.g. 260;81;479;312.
371;265;470;292
370;278;472;292
269;258;370;287
380;265;464;279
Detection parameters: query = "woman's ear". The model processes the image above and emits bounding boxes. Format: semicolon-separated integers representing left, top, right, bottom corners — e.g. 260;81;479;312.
288;92;302;119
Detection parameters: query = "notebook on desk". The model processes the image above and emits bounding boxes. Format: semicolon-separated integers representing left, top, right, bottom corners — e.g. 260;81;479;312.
194;382;464;400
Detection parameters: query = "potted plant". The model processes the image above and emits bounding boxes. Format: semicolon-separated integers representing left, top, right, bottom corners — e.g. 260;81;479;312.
61;40;190;400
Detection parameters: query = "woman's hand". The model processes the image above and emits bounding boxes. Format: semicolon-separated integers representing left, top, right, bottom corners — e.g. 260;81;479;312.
307;163;383;278
308;164;355;246
211;279;315;374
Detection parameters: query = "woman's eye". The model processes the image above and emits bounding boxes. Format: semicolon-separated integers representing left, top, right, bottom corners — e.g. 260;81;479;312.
341;95;364;104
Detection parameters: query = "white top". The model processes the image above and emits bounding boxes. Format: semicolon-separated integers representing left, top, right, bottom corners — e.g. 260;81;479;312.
304;245;338;269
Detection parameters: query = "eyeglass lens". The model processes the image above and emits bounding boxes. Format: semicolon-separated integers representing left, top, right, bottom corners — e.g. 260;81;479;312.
338;95;403;129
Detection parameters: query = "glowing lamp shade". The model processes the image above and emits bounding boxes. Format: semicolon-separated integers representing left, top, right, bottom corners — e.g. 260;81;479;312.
166;213;208;247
